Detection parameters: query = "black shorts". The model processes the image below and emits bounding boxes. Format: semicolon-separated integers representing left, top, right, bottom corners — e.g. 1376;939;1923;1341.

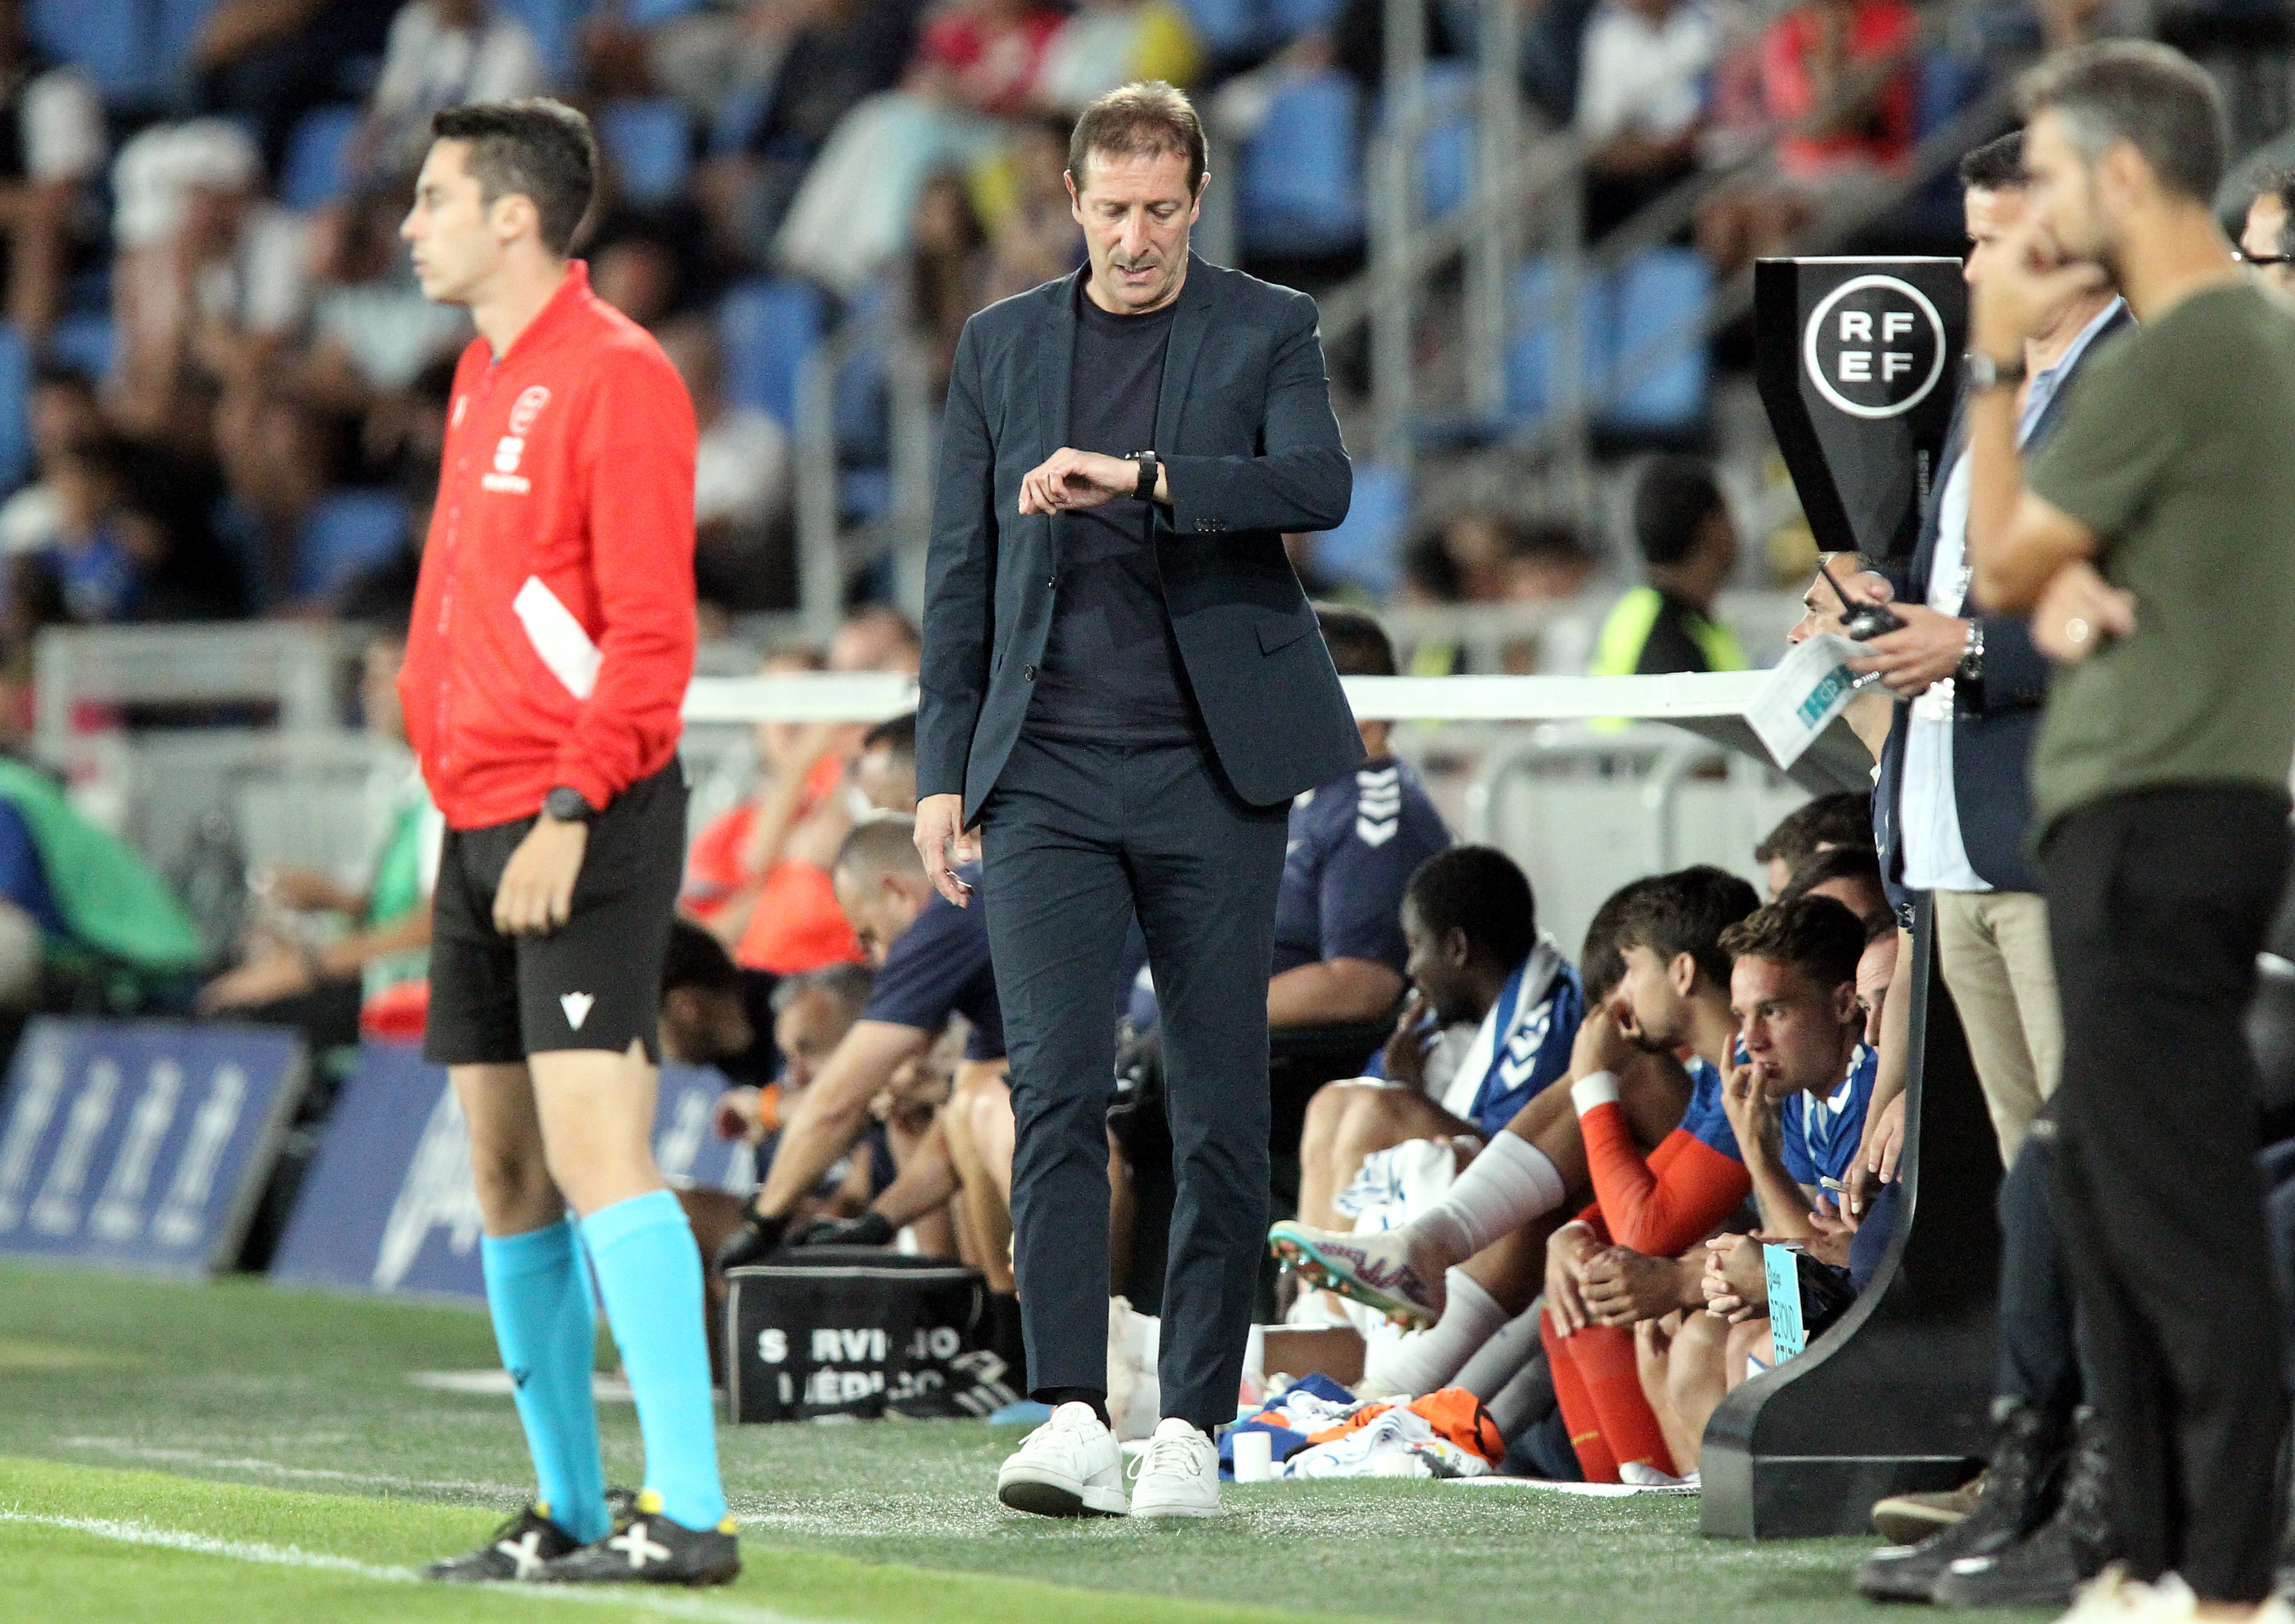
424;763;686;1067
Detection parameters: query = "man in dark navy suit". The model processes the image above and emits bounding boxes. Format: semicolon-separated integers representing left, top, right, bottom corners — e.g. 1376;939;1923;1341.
912;81;1361;1520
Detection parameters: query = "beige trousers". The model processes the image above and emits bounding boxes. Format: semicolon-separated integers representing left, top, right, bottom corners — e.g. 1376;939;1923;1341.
1934;888;2063;1167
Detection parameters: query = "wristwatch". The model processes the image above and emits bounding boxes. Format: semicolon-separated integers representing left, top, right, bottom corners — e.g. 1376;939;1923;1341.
1123;449;1160;501
1965;352;2026;392
1955;619;1985;686
543;786;597;824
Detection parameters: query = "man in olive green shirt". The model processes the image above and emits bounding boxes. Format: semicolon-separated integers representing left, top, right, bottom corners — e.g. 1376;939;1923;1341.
1963;42;2295;1616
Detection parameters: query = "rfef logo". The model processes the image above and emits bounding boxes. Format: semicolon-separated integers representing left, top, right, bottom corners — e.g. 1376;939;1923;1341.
1802;275;1947;421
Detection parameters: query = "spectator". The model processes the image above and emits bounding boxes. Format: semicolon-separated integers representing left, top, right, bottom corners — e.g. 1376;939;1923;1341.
1575;0;1720;235
1697;0;1918;270
1591;455;1746;676
188;0;400;169
0;0;104;341
1753;791;1873;896
2239;165;2295;297
681;646;866;974
356;0;547;184
903;169;992;396
213;386;351;607
854;712;920;813
1505;521;1602;604
656;315;792;612
0;363;101;559
300;182;473;411
975;118;1084;306
1784;551;1897;757
1035;0;1203;115
662;918;777;1086
831;601;923;672
196;625;438;1048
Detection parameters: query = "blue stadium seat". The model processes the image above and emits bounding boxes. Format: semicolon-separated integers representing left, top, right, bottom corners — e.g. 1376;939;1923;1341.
1915;49;1988;138
840;468;892;523
281;105;364;212
296;489;411;600
1505;258;1609;426
1390;62;1477;222
29;0;153;102
157;0;220;82
1311;460;1408;597
494;0;588;85
1265;0;1340;38
718;278;825;430
0;325;31;495
600;98;694;208
1178;0;1263;58
1599;247;1712;434
710;82;772;157
48;313;115;383
625;0;706;24
1239;72;1366;257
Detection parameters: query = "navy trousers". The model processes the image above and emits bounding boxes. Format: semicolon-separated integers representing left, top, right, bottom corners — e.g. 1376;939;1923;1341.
979;730;1288;1432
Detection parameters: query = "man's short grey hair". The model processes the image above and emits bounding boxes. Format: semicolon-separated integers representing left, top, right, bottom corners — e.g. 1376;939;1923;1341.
2016;41;2227;205
770;962;876;1017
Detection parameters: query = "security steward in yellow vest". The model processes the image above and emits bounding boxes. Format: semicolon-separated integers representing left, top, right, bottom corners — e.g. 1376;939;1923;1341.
1590;455;1747;677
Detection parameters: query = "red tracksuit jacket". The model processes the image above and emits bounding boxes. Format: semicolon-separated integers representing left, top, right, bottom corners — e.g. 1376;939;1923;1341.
400;262;698;831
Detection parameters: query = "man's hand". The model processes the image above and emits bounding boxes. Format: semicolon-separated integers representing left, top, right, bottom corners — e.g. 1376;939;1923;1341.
2031;560;2135;665
1720;1060;1779;1162
1846;1089;1906;1216
1568;995;1637;1081
1703;1233;1767;1323
493;816;588;935
1970;213;2111;364
1845;604;1971;697
913;793;979;907
711;1086;770;1143
789;1210;895;1249
1381;992;1435;1091
1545;1220;1600;1336
1018;448;1144;516
196;951;315;1014
1581;1245;1686;1327
1805;1194;1858;1267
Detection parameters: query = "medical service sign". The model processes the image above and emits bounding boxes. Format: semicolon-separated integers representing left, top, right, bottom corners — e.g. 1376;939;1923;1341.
0;1019;305;1276
270;1043;754;1302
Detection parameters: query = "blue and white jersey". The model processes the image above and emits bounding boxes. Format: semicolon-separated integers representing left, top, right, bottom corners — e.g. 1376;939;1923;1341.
1271;757;1451;977
1782;1043;1877;1188
1676;1054;1744;1162
1436;940;1585;1139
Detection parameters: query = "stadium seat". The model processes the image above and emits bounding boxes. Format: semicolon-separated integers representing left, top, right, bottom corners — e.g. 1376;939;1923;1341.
1398;62;1478;222
840;467;892;523
1504;258;1609;426
0;325;31;495
1238;72;1366;257
601;99;694;208
1265;0;1340;38
295;488;411;600
1915;48;1989;138
29;0;154;102
1310;460;1409;597
710;82;772;157
1598;247;1712;435
625;0;706;23
494;0;588;84
281;105;364;213
47;313;115;384
157;0;220;83
718;277;825;430
1178;0;1263;59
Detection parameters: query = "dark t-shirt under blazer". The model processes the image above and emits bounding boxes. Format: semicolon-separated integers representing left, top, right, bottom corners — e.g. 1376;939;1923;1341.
918;253;1364;823
1026;285;1201;743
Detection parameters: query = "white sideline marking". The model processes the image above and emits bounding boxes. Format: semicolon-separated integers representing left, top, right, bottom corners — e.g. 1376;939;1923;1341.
0;1508;839;1624
57;1437;519;1499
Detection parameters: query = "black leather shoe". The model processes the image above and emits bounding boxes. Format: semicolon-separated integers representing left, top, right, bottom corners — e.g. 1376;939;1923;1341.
422;1503;581;1582
536;1493;740;1587
715;1206;789;1272
1929;1407;2114;1609
1857;1400;2067;1602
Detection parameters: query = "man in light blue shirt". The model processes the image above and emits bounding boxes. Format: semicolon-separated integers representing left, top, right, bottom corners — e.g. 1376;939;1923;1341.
1846;129;2125;1169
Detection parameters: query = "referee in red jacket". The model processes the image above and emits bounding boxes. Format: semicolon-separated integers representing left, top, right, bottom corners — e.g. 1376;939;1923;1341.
397;99;735;1587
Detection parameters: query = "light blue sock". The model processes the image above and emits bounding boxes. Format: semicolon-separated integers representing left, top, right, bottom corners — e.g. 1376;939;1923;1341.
580;1190;728;1530
478;1220;610;1543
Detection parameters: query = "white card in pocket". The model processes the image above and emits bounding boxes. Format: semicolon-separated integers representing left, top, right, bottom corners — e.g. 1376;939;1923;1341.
512;575;601;700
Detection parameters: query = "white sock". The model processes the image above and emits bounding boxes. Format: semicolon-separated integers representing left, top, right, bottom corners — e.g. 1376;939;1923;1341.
1416;1134;1567;1266
1453;1302;1546;1400
1359;1269;1509;1398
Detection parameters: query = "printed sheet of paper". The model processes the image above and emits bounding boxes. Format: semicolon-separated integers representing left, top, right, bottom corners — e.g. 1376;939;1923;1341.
1746;634;1865;770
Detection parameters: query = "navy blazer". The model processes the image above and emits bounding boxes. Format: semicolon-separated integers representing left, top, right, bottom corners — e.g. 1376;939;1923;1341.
917;255;1365;824
1874;304;2133;900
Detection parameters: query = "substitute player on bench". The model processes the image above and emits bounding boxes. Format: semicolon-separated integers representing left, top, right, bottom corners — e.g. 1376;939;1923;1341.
398;98;735;1586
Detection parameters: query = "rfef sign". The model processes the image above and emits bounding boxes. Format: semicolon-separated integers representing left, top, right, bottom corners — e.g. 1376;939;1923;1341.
1802;275;1948;420
1757;257;1965;563
0;1019;305;1276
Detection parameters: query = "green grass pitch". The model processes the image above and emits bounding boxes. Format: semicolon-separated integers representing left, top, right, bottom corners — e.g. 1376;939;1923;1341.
0;1263;2036;1623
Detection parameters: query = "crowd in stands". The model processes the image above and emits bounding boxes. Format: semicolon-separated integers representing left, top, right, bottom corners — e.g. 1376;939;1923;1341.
0;0;2214;667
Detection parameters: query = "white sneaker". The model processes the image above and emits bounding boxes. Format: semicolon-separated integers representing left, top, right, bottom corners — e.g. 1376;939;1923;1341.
1268;1220;1445;1328
1128;1418;1222;1519
996;1402;1128;1518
